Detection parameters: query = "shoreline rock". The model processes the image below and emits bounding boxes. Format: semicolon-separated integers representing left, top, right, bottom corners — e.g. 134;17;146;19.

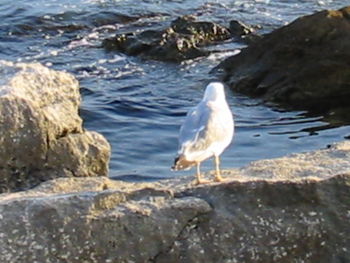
214;6;350;119
0;141;349;262
0;61;110;193
103;15;234;62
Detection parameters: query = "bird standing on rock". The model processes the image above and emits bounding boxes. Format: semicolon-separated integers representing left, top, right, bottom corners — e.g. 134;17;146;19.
172;82;234;184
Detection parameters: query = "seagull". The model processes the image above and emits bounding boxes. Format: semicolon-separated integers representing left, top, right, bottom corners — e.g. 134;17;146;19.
172;82;234;184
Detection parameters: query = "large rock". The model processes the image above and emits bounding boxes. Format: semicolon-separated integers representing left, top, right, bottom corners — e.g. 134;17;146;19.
215;6;350;116
0;61;110;192
0;141;349;262
103;15;231;62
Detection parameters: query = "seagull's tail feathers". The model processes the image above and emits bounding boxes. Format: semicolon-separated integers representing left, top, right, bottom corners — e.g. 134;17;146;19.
171;155;196;171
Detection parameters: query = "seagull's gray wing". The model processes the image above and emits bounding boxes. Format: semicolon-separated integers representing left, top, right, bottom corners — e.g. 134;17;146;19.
178;101;212;153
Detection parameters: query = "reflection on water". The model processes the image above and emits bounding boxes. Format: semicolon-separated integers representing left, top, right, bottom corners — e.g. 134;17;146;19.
0;0;349;180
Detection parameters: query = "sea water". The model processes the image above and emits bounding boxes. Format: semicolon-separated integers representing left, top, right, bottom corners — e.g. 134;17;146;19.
0;0;349;180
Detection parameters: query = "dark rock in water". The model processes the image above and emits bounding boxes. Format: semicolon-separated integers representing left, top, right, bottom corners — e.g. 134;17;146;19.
229;20;262;45
229;20;255;36
0;141;350;262
103;15;231;61
215;6;350;115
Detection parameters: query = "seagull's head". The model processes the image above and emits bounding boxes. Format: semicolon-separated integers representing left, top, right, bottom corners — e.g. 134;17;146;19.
203;82;226;101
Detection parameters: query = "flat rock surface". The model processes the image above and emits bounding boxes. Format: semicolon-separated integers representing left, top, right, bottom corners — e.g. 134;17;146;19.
0;141;349;262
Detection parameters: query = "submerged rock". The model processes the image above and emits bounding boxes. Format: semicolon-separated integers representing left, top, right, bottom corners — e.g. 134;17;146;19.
215;6;350;116
229;20;254;36
0;141;349;262
0;61;110;193
103;15;231;61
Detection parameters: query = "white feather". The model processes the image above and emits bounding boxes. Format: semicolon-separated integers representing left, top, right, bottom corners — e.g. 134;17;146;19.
177;82;234;163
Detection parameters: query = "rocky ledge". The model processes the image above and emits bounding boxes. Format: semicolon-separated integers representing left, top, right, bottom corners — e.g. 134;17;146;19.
103;15;255;62
0;141;349;262
0;61;110;193
215;6;350;119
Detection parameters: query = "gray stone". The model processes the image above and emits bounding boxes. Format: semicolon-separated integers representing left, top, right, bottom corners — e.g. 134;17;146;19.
0;141;349;262
103;15;231;62
0;61;110;193
215;6;350;120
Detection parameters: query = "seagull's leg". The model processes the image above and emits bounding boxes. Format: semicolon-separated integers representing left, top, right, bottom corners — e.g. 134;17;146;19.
213;155;223;182
195;162;202;184
195;162;209;184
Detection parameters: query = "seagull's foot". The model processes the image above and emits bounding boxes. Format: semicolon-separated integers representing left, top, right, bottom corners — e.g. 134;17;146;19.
193;178;211;185
213;174;224;182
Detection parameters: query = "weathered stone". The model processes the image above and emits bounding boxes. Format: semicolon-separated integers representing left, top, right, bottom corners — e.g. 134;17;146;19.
0;141;349;262
0;177;212;263
229;20;262;45
103;15;231;61
229;20;255;36
0;61;110;192
215;7;350;118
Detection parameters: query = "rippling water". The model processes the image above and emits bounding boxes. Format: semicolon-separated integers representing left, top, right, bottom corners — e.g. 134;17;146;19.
1;0;349;180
